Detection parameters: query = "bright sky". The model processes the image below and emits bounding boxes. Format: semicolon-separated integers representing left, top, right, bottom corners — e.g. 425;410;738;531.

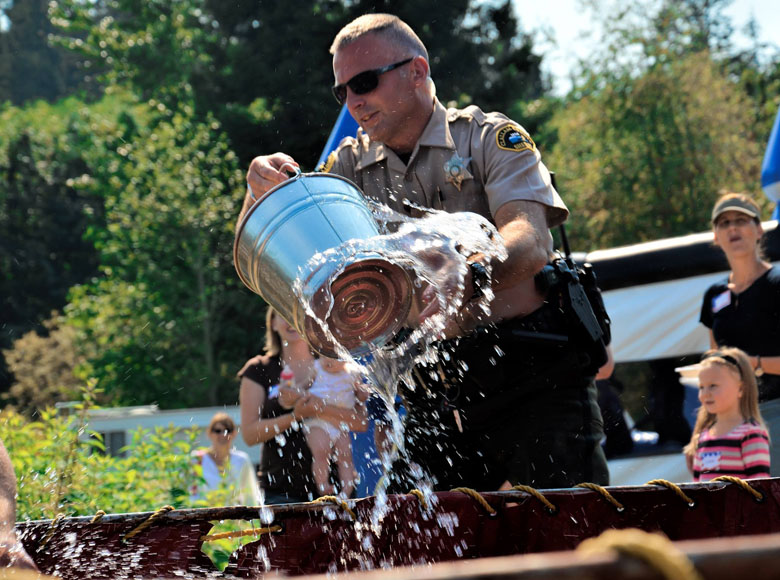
513;0;780;95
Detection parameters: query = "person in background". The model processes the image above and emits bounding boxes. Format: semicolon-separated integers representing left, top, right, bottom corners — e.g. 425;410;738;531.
700;192;780;474
240;13;608;491
239;308;367;503
0;438;37;570
190;412;260;506
684;348;770;481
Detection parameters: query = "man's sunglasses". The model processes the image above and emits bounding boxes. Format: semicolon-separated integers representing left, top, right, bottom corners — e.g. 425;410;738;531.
332;58;414;105
212;426;234;434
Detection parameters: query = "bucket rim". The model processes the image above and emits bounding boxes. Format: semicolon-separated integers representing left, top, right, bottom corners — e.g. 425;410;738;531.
232;171;365;290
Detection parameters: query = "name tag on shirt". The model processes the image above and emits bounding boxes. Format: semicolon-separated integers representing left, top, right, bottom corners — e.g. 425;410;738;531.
701;451;721;470
712;290;731;313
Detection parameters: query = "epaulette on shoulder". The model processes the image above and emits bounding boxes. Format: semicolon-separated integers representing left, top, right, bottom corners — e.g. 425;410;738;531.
447;105;488;125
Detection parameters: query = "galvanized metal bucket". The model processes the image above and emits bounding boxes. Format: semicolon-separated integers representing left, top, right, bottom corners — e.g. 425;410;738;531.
233;167;412;357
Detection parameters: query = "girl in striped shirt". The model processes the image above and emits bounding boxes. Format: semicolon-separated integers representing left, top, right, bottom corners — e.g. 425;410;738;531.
684;347;770;481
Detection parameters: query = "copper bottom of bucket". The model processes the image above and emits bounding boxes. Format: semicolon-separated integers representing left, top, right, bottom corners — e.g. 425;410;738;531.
305;259;412;357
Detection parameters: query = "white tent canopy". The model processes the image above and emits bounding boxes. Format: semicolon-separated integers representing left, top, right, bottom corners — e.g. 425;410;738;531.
582;221;779;364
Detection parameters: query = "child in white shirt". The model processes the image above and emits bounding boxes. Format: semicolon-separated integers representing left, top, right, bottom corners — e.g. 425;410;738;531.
305;357;360;497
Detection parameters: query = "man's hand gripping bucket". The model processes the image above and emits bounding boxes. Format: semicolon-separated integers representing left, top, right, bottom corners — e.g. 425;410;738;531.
234;164;412;358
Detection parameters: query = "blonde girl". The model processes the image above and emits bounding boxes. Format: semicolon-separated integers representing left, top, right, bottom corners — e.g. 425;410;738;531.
684;347;770;481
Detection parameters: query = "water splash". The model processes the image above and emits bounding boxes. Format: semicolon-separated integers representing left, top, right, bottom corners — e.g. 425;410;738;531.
289;201;507;498
251;202;510;570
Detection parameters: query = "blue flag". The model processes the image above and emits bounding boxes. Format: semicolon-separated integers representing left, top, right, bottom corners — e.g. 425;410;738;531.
761;106;780;220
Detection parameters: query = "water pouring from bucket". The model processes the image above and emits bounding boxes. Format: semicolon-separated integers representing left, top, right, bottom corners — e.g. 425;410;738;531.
234;165;415;358
234;166;507;361
235;166;509;507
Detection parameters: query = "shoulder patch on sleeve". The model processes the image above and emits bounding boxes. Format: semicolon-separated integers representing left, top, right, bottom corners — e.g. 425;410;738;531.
496;125;536;153
317;151;337;173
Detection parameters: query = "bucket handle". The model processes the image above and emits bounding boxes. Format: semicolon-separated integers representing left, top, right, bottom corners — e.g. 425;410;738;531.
280;162;302;179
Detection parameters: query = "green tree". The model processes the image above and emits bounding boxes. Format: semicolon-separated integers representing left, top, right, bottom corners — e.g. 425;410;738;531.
0;0;87;104
721;16;780;144
0;97;105;393
549;52;761;249
1;312;87;416
65;95;260;407
570;0;738;89
49;0;546;167
542;0;773;249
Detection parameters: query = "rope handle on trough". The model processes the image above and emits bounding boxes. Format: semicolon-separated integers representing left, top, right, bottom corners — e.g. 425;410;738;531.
575;482;625;512
711;475;765;502
90;510;106;523
312;495;356;520
38;513;66;550
200;525;282;542
450;487;497;515
577;528;704;580
510;484;557;514
408;489;430;511
644;479;696;507
122;505;175;542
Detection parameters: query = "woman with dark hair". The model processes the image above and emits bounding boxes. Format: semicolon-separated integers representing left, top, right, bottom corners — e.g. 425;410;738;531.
700;192;780;474
238;308;367;504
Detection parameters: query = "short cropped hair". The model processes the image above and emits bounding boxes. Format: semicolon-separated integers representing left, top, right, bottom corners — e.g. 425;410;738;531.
330;13;429;63
208;412;235;433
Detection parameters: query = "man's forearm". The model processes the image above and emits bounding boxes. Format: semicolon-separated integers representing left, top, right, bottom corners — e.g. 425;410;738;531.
489;199;551;291
492;218;549;291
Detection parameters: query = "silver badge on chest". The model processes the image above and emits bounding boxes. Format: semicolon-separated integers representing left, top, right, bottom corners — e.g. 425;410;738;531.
443;152;471;191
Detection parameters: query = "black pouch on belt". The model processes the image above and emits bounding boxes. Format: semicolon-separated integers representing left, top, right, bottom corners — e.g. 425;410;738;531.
535;255;611;374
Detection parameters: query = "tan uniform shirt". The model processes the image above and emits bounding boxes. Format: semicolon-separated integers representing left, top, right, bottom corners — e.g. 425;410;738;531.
318;98;568;227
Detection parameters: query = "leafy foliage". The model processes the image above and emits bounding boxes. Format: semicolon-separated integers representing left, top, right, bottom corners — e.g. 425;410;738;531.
0;97;106;390
544;0;778;249
1;386;197;520
2;387;260;570
48;0;546;168
63;94;261;407
0;0;89;104
1;312;86;416
549;52;762;248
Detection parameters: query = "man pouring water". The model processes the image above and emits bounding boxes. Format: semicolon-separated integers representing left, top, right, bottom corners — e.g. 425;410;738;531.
240;14;609;491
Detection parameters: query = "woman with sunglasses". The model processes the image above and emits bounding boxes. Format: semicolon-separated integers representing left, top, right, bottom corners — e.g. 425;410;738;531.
700;192;780;474
238;308;367;504
190;412;260;506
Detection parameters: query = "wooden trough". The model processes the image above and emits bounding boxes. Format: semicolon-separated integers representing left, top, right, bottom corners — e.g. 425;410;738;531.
15;477;780;579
